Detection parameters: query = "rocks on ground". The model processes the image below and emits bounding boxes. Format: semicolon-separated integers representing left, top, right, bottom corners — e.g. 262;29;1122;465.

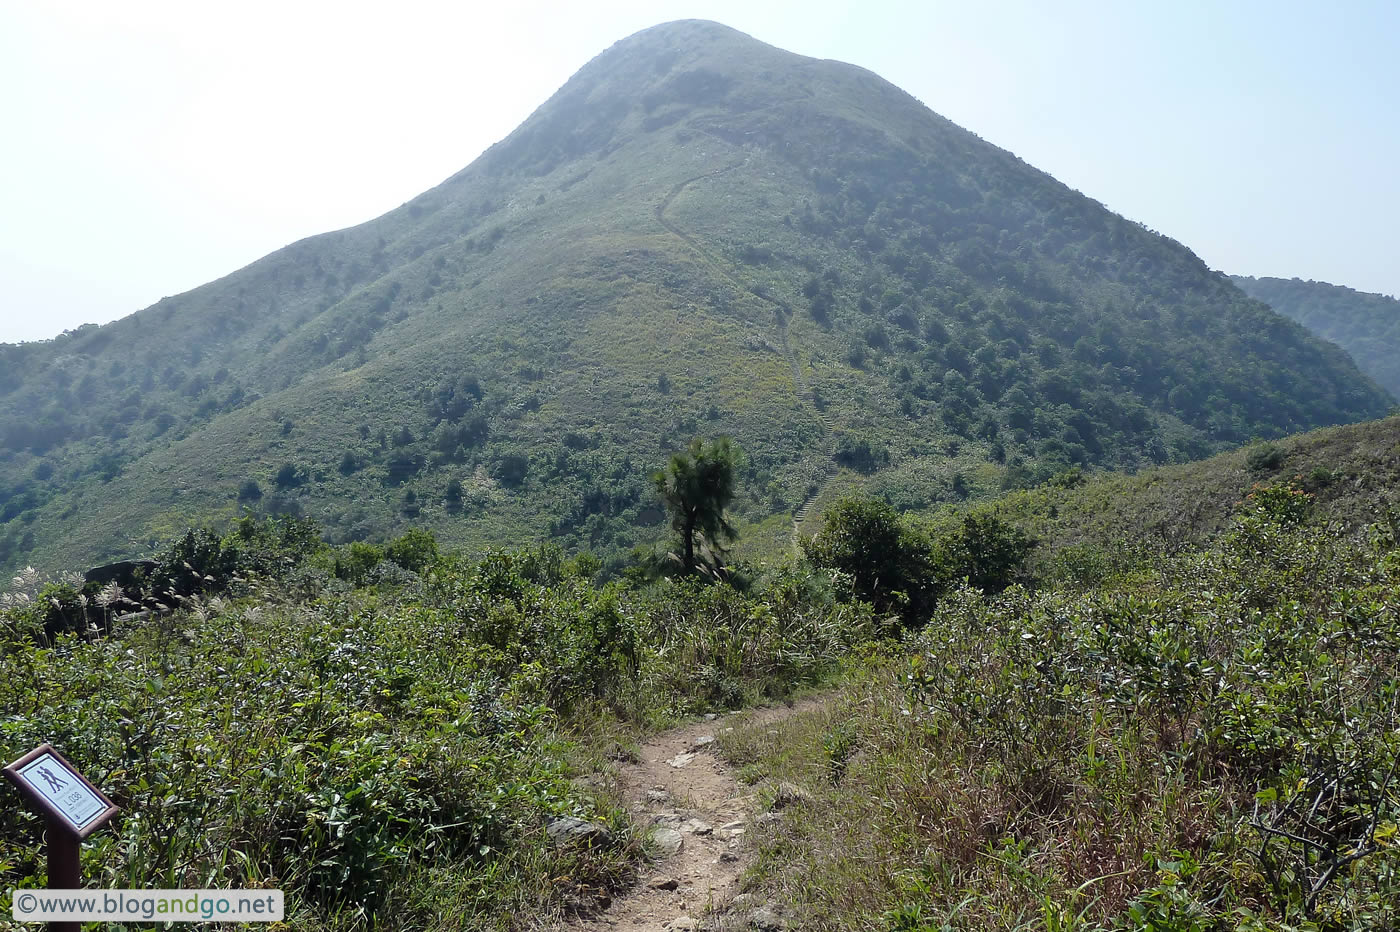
545;816;614;849
650;826;684;857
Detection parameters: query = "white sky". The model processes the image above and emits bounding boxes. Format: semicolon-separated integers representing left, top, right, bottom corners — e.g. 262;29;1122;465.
2;0;1397;343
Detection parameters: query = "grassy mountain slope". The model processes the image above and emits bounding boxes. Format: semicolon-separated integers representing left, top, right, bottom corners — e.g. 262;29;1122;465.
1;20;1392;574
716;414;1400;929
1232;274;1400;398
952;411;1400;579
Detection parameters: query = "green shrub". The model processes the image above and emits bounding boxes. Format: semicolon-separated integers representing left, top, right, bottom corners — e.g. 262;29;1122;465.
1246;441;1286;472
805;498;1034;625
0;593;611;924
833;435;889;474
151;528;238;598
336;541;384;583
274;461;305;489
492;453;529;487
929;509;1035;595
1305;466;1334;489
385;528;438;574
803;497;936;623
30;582;88;640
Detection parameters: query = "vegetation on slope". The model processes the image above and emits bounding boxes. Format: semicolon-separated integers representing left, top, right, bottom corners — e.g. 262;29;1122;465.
0;20;1391;575
725;490;1400;928
1232;275;1400;399
0;520;871;929
969;413;1400;584
4;418;1399;929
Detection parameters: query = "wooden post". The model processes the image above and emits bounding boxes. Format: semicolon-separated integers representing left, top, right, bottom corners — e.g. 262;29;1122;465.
46;818;80;932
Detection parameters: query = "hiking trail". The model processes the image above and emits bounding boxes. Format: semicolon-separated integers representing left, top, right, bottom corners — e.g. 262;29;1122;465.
560;698;822;931
654;161;838;554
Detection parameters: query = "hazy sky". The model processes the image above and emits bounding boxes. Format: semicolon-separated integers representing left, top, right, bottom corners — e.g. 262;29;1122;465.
2;0;1397;343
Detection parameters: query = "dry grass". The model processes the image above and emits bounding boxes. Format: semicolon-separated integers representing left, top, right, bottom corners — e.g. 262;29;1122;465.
719;669;1235;929
714;506;1400;930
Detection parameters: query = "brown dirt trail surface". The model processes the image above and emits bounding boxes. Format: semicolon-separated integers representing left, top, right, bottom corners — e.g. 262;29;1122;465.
558;698;823;931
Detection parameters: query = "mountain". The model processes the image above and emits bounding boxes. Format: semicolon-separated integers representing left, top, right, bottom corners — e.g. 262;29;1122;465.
1231;275;1400;398
0;20;1392;575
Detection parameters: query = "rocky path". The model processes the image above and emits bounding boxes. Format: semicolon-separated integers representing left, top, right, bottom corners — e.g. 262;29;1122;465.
563;700;819;931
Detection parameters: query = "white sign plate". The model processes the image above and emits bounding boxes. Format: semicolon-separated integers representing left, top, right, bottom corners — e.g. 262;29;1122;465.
13;752;105;831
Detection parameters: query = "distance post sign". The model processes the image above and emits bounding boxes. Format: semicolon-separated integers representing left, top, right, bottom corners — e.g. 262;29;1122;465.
5;743;120;931
4;744;119;840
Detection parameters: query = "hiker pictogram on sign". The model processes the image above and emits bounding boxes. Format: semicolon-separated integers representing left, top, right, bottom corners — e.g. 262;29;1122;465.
38;765;68;792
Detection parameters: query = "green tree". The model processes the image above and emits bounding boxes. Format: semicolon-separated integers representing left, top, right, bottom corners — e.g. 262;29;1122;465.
274;462;303;490
932;510;1034;595
335;541;383;584
805;498;1034;624
652;437;739;573
385;527;438;573
802;497;936;622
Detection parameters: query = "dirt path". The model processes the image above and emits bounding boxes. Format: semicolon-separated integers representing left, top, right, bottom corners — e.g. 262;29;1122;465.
565;699;822;931
653;163;837;555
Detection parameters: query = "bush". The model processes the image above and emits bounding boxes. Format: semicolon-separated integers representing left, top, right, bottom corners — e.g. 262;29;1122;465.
492;453;529;487
385;451;425;485
336;541;385;584
385;528;439;574
930;509;1035;595
805;499;1036;625
151;528;239;598
226;514;326;578
0;587;610;924
803;497;936;623
274;462;305;489
833;435;889;474
30;582;88;640
766;514;1400;930
1246;441;1286;472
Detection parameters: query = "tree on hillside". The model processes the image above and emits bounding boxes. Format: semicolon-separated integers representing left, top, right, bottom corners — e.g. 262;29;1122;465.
932;511;1034;595
803;497;1035;625
802;497;936;622
653;437;739;574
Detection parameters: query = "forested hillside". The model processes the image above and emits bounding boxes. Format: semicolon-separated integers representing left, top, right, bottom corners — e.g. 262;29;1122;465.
0;20;1390;575
1232;274;1400;398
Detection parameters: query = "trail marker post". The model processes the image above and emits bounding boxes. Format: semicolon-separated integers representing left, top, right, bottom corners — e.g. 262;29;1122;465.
4;744;119;932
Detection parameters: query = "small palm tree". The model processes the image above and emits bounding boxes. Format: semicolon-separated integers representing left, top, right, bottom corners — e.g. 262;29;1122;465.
652;437;740;574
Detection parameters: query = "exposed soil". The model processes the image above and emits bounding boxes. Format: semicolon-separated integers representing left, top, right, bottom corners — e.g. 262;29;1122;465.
562;699;822;931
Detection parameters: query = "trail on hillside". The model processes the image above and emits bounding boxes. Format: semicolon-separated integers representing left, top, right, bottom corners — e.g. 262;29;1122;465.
560;699;821;931
654;163;837;553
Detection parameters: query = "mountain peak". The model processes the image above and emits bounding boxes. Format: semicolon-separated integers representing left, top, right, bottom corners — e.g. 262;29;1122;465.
620;18;752;40
0;23;1391;574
